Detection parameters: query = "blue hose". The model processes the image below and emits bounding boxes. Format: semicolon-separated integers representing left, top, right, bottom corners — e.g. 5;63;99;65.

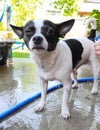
0;76;100;122
0;0;6;22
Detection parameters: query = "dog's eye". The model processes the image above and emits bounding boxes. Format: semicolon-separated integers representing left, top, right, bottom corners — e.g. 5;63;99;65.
25;30;30;33
25;27;35;36
42;27;54;36
25;30;33;34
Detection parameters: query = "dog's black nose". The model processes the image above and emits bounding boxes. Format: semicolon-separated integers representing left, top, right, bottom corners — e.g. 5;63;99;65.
33;36;43;45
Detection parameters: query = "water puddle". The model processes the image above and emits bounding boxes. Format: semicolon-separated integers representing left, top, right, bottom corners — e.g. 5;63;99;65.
0;59;100;130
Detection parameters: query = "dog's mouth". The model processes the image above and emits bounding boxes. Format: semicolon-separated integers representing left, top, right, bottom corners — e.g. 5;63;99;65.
32;47;45;50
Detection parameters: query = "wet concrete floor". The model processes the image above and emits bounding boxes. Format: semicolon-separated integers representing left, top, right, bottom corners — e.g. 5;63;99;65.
0;58;100;130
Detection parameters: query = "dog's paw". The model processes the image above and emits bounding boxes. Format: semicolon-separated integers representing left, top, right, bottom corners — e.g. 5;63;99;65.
34;103;45;113
91;89;98;95
60;111;71;120
91;87;98;95
72;84;78;89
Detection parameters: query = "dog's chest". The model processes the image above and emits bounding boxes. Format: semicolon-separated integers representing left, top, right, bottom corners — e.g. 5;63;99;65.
36;59;56;80
36;57;55;71
31;50;58;80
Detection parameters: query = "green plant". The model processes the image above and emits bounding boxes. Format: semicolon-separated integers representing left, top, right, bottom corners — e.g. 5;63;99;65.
0;22;6;31
12;50;30;58
11;0;42;26
90;9;100;33
53;0;78;16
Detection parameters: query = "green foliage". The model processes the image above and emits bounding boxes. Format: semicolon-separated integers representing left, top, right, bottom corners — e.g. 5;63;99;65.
90;9;100;32
53;0;78;16
0;22;6;31
11;0;42;26
12;50;29;58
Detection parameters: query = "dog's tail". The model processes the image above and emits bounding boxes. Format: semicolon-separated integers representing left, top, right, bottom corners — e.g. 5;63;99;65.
85;18;96;42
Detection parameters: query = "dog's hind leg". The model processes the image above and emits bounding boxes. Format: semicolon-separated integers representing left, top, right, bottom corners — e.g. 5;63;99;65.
91;61;100;94
72;69;78;89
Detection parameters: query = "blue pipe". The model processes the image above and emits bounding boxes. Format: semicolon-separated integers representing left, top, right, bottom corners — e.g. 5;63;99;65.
0;76;100;122
0;0;6;22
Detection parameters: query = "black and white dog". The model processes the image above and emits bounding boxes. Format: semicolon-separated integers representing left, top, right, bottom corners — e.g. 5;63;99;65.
10;18;100;120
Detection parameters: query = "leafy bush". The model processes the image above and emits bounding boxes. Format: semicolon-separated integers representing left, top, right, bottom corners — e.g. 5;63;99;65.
11;0;42;26
53;0;78;16
0;22;6;31
90;9;100;32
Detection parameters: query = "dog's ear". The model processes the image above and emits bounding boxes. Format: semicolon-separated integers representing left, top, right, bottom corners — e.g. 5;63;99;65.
57;19;75;38
10;24;24;39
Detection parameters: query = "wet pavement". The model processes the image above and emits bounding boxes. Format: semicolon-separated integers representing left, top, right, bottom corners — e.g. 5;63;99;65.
0;58;100;130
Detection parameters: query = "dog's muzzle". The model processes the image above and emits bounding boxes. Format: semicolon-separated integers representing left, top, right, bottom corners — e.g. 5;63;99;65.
31;36;45;50
33;36;43;45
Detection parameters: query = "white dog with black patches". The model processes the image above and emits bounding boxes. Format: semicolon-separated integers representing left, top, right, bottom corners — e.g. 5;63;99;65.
10;18;100;120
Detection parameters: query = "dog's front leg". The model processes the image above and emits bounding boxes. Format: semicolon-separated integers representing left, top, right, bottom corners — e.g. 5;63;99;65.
61;78;72;120
35;77;48;112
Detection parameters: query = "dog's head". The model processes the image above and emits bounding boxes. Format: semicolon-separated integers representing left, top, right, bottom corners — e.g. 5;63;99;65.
10;19;74;51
